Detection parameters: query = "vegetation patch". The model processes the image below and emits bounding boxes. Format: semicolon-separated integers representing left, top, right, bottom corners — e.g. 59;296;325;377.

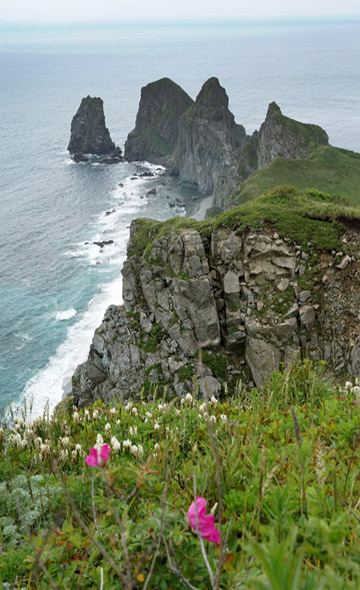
201;350;228;380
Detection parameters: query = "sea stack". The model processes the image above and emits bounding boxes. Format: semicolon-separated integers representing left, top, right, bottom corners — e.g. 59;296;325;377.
174;77;247;195
67;96;122;162
124;78;194;166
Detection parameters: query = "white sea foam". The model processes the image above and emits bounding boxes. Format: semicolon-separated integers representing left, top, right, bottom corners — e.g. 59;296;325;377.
21;161;168;417
55;308;77;321
22;275;123;418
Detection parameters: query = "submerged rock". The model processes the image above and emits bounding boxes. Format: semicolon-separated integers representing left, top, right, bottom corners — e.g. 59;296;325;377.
68;96;122;161
124;78;193;166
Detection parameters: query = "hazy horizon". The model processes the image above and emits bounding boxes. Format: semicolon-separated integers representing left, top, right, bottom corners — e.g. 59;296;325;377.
2;0;360;25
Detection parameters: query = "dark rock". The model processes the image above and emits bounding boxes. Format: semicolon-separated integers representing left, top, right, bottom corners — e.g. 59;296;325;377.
125;78;193;166
72;152;89;163
147;188;157;196
93;240;115;248
174;77;247;195
68;96;123;160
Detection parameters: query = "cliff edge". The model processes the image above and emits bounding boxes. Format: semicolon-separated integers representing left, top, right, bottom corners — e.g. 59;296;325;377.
71;187;360;407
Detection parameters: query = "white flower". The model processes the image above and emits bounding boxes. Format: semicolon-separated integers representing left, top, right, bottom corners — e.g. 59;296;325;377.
131;444;138;457
59;449;69;462
220;414;228;423
209;415;216;424
185;393;193;404
175;409;181;417
116;419;121;424
73;411;80;423
137;445;144;457
353;386;360;397
93;410;99;419
84;409;90;420
165;427;170;435
122;439;131;450
110;407;117;416
34;437;43;449
75;443;83;453
199;403;206;414
40;443;50;455
111;436;121;451
105;423;111;433
209;396;218;407
145;412;152;419
158;404;166;412
131;407;138;417
95;433;104;450
154;422;160;431
154;443;160;451
60;436;69;447
124;402;133;412
129;426;137;436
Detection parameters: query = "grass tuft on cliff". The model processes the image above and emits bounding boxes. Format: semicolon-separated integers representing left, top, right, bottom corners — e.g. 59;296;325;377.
230;145;360;206
2;360;360;588
128;185;360;257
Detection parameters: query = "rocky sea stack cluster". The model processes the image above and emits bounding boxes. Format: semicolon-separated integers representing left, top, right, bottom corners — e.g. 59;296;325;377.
67;96;123;163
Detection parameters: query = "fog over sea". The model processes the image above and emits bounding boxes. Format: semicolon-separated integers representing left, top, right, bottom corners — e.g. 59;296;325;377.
1;19;360;416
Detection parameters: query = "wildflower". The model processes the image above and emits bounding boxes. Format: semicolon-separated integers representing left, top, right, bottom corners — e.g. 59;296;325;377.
129;425;137;436
209;415;216;424
185;393;193;404
122;439;131;450
154;422;160;431
353;386;360;397
131;444;138;457
60;436;69;446
111;436;121;451
93;409;99;419
145;412;152;419
86;444;111;467
137;444;144;457
209;395;218;407
105;423;111;433
124;402;133;412
96;433;104;449
199;403;206;414
84;409;90;420
73;411;80;423
345;381;352;391
175;409;181;417
110;407;117;416
154;443;160;451
131;407;138;417
187;497;221;544
220;414;227;423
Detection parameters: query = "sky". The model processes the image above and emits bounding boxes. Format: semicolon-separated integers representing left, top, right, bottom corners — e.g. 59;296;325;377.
1;0;360;24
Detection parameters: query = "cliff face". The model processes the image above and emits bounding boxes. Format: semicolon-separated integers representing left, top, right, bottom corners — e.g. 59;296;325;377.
174;77;247;194
68;96;122;161
213;102;329;209
124;78;194;166
71;189;360;407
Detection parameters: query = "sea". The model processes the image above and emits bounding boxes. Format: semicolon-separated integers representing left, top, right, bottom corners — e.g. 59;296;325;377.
1;18;360;417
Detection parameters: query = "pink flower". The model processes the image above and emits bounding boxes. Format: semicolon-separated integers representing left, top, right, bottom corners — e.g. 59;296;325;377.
85;444;111;467
187;496;221;544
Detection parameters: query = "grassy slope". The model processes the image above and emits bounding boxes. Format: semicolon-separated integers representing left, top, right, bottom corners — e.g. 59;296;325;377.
129;185;360;257
230;145;360;206
2;361;360;588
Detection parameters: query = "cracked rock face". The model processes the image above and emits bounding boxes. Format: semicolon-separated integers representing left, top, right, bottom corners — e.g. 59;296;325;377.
124;78;194;166
68;96;122;158
174;77;247;195
70;219;360;407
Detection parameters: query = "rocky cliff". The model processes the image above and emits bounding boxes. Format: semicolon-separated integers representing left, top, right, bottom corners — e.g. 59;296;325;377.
68;96;122;162
213;102;329;209
124;78;194;166
71;187;360;407
173;77;247;194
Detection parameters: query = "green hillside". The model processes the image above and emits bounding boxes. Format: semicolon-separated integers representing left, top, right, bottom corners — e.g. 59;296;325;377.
229;145;360;207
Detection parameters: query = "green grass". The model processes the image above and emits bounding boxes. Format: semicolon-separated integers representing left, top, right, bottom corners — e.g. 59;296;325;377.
230;145;360;206
128;185;360;259
2;361;360;588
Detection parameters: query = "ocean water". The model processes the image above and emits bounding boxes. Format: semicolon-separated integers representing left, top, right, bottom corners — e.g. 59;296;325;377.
1;19;360;416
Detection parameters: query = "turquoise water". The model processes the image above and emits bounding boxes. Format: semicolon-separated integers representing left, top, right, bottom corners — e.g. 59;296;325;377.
1;19;360;414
